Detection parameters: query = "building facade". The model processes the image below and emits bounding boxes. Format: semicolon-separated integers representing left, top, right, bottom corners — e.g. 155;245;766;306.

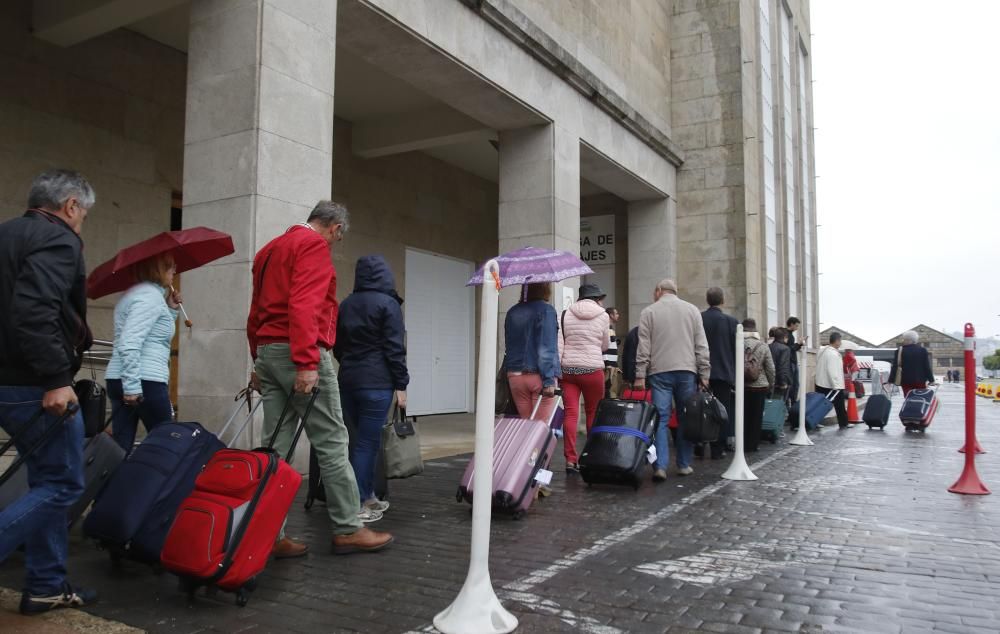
0;0;819;430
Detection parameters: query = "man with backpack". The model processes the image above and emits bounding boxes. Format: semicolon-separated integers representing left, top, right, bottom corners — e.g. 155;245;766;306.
741;319;775;452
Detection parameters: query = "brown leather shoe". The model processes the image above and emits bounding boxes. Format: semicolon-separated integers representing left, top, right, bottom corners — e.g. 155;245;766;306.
332;527;393;555
272;537;309;559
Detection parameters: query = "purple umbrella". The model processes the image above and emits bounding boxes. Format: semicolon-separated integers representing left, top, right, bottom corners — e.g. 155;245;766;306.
466;246;593;287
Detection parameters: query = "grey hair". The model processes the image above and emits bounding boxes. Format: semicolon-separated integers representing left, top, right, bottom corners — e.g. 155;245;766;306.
307;200;349;233
902;330;919;345
27;169;95;211
656;278;678;294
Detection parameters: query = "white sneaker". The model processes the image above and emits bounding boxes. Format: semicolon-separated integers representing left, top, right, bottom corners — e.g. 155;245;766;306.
364;498;390;513
677;466;694;476
357;507;383;523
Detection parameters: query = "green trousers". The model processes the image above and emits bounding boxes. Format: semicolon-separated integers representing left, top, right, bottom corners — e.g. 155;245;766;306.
255;344;362;535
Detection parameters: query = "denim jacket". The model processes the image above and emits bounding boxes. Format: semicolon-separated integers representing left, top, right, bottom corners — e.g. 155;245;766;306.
502;300;560;387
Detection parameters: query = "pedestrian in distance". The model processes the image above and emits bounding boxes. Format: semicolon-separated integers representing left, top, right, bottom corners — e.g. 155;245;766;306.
701;287;738;459
104;254;182;453
633;279;711;480
889;330;935;396
815;331;849;428
501;282;560;418
247;201;392;557
334;255;409;523
742;319;775;452
557;283;610;474
768;327;792;401
0;169;98;614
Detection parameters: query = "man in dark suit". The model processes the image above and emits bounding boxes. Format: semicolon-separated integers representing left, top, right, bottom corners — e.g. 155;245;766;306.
701;287;738;459
786;316;804;405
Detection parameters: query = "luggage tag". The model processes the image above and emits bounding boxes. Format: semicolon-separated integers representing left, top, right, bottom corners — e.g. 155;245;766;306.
646;444;657;464
534;469;553;485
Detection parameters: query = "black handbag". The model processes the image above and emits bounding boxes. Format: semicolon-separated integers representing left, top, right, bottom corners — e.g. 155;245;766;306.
679;390;727;444
74;378;107;438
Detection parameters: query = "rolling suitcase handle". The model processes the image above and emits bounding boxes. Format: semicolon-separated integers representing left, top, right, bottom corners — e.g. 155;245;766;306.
0;404;79;488
263;387;320;462
217;388;264;448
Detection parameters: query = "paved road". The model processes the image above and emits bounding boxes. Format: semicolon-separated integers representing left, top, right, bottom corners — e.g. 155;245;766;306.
2;382;999;632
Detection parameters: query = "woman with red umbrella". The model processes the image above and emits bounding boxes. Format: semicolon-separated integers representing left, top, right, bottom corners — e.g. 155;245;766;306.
88;226;234;452
103;255;182;452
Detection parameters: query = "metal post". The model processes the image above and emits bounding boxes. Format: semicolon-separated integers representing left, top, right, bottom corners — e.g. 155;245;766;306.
723;324;757;480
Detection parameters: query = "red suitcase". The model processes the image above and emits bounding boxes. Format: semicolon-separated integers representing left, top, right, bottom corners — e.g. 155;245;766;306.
160;389;317;606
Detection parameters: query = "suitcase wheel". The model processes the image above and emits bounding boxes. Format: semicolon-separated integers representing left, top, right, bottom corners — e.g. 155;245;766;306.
511;510;525;521
304;497;314;511
235;578;257;607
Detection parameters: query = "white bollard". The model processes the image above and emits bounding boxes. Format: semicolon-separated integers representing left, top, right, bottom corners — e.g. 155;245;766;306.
789;320;814;446
723;324;757;480
434;260;518;634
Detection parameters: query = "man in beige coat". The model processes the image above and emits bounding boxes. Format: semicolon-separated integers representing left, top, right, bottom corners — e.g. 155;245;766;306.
815;331;849;428
634;279;711;479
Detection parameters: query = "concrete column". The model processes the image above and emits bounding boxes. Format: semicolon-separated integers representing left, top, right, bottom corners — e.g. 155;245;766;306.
497;124;580;326
627;197;676;328
178;0;336;435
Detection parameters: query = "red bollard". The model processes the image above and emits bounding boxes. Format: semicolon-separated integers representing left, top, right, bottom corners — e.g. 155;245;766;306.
949;323;990;495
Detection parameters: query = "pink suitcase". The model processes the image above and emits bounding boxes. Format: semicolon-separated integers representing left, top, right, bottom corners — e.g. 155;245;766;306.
456;394;561;519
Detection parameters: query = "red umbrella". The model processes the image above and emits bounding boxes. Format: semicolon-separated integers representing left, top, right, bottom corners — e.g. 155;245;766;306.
87;227;235;299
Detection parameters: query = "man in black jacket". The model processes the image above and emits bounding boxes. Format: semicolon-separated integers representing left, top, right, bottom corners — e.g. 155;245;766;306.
786;316;804;405
0;169;97;614
701;287;738;459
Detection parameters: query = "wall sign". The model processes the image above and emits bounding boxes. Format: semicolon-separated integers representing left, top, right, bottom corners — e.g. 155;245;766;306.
580;215;615;265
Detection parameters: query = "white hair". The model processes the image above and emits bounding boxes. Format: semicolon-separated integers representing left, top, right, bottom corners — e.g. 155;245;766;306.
28;169;95;210
902;330;919;345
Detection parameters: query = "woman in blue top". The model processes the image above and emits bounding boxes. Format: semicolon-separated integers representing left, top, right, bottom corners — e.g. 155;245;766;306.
502;283;560;418
334;255;409;523
104;254;181;453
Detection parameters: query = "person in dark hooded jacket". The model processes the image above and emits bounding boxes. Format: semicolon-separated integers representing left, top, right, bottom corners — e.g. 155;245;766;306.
334;255;409;522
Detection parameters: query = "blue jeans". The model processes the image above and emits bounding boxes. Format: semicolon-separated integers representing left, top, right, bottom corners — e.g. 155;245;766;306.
648;371;697;470
106;379;173;453
0;386;85;595
340;388;393;504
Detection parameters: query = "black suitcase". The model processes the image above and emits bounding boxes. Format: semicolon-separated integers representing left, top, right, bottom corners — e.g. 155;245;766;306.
579;399;657;490
305;418;387;510
862;394;891;429
0;406;122;527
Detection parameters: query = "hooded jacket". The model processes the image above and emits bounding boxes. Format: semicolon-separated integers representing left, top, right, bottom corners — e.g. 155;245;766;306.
333;255;409;392
0;210;92;390
558;299;611;370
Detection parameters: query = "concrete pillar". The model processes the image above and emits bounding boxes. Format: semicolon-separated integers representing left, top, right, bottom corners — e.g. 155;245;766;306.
627;197;676;328
497;124;581;326
178;0;336;437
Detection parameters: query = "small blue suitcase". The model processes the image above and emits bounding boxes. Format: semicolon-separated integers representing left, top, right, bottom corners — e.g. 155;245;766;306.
788;391;837;430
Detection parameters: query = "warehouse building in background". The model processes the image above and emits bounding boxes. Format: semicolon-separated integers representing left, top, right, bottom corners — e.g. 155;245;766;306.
0;0;819;429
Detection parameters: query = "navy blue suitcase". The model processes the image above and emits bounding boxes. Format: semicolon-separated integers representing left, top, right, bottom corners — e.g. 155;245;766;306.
788;391;837;430
83;421;225;563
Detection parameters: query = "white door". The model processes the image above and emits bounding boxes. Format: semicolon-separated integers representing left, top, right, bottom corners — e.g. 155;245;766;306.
404;249;474;416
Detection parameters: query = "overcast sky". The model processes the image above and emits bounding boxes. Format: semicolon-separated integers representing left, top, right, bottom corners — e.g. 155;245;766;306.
811;0;999;344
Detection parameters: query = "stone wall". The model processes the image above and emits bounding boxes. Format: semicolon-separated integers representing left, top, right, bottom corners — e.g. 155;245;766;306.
0;1;186;342
508;0;673;138
669;0;749;318
331;118;499;303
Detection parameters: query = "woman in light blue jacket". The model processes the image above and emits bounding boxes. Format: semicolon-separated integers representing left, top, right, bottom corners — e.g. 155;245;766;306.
105;254;181;452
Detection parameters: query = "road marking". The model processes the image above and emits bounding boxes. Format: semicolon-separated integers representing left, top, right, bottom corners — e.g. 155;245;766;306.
760;472;876;491
634;542;820;586
504;447;795;593
404;448;795;634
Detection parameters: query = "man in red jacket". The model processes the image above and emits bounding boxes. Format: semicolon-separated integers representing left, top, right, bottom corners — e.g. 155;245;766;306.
248;201;393;556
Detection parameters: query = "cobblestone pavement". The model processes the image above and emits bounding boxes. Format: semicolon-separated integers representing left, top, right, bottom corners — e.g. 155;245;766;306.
3;382;999;633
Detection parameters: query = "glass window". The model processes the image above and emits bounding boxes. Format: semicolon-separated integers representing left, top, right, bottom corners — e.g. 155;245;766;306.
760;0;779;330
